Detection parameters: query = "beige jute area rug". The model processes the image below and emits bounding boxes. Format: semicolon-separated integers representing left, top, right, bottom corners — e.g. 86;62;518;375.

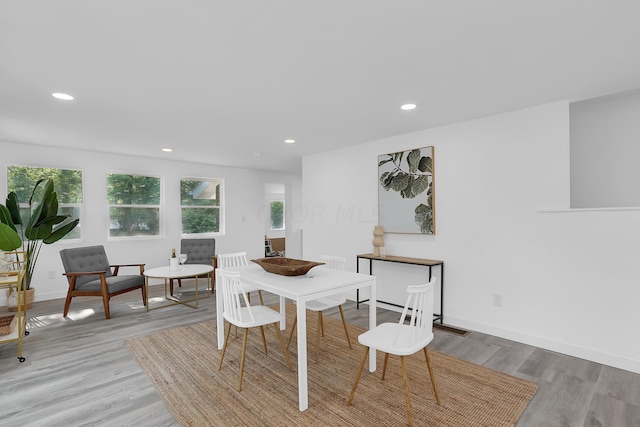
124;306;537;426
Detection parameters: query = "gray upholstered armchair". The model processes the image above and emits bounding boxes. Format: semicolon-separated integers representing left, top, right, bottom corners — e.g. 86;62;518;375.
59;245;146;319
170;238;215;294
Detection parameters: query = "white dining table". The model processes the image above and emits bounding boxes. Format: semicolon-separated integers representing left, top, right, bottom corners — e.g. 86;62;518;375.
217;263;376;412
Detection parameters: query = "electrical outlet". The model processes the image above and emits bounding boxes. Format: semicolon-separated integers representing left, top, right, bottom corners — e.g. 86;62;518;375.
493;293;502;307
48;270;57;280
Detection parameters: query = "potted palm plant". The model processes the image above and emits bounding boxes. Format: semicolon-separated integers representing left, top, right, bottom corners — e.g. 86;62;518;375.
0;178;79;309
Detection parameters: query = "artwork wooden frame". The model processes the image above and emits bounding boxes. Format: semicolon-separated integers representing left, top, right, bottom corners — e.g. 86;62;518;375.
378;146;435;234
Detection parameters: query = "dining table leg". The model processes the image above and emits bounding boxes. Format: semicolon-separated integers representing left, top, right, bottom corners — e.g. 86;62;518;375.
296;299;309;411
216;280;224;349
279;295;286;329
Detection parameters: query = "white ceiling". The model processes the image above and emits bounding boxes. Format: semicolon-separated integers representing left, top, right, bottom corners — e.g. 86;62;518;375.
2;1;640;174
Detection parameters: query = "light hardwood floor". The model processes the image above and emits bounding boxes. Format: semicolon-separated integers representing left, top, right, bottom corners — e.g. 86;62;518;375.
1;284;639;427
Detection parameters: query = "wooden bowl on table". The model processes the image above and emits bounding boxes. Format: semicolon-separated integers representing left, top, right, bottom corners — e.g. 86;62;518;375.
251;257;325;276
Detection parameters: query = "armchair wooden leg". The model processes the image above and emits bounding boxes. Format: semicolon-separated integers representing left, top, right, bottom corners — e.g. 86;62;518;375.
101;277;111;319
102;295;111;320
169;278;182;296
63;291;73;317
141;286;147;306
348;346;370;405
424;347;441;405
400;356;414;427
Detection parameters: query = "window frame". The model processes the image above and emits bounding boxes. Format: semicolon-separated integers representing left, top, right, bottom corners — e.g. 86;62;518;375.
6;164;84;243
180;176;224;236
269;199;285;231
106;171;164;241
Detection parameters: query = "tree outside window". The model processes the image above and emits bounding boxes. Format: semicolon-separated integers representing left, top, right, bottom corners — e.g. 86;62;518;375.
107;173;161;237
181;178;222;234
7;165;83;240
270;200;284;230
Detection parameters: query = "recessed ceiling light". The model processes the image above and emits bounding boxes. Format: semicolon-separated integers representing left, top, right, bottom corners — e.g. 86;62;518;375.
253;151;262;157
400;103;416;110
284;139;295;144
52;93;74;101
162;148;173;152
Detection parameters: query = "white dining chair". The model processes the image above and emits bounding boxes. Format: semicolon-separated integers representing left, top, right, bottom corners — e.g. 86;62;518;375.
217;268;293;391
217;251;264;304
286;255;352;362
348;277;441;427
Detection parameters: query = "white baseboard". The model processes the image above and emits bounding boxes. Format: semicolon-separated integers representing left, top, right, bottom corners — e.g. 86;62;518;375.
445;315;640;375
351;296;640;374
0;289;68;307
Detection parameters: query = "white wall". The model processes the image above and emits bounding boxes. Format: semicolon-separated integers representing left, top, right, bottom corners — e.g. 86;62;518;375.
0;141;301;303
302;101;640;374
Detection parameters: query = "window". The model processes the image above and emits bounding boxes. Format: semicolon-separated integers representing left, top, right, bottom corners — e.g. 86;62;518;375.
107;173;161;238
180;178;222;234
270;200;284;230
7;165;83;240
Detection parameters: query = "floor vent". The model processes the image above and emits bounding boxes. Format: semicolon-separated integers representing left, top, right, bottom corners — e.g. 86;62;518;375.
434;323;470;336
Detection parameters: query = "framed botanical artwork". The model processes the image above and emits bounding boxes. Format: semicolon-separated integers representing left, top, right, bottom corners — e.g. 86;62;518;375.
378;146;435;234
